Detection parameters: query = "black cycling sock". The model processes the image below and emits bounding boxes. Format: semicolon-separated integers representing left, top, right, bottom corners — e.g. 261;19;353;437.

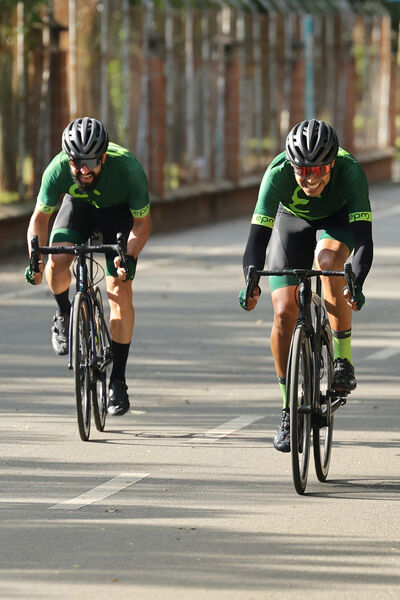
110;341;131;383
53;289;71;315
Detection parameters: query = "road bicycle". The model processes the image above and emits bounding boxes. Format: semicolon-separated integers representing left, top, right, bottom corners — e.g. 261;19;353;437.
30;233;127;441
245;263;356;494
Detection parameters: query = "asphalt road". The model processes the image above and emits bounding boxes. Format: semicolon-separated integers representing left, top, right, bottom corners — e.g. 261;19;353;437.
0;182;399;599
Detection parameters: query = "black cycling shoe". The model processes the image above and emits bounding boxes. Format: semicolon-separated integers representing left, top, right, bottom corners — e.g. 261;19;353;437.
273;411;290;453
332;358;357;392
51;311;69;356
107;380;130;416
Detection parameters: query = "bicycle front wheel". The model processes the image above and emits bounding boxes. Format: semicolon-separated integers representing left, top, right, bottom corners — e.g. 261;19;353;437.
92;287;111;432
288;324;312;495
313;318;334;481
72;292;92;441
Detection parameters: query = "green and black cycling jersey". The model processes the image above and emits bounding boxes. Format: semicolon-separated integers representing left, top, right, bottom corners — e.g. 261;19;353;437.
252;148;371;225
36;142;150;219
243;148;373;288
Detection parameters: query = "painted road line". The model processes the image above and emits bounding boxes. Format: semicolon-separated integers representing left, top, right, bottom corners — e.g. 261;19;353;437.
373;204;400;219
0;287;46;301
49;472;150;510
194;415;265;442
365;347;400;361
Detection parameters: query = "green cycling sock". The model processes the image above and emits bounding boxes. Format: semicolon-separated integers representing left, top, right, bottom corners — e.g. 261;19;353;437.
332;328;353;364
278;376;287;410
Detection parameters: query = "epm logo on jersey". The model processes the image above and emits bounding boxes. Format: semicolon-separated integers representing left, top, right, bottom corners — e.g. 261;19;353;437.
251;214;275;228
349;211;372;223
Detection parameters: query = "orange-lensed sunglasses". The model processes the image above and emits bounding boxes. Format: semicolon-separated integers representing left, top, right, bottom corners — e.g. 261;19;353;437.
292;164;331;178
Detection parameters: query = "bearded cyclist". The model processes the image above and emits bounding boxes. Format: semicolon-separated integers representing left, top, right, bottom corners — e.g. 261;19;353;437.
240;119;373;452
26;117;151;417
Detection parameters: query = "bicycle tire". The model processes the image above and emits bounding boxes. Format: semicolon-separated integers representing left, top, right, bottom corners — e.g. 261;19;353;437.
288;324;312;495
313;318;334;481
72;291;92;441
92;287;111;432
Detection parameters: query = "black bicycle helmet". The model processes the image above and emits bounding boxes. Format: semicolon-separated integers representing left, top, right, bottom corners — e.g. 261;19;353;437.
285;119;338;166
61;117;109;158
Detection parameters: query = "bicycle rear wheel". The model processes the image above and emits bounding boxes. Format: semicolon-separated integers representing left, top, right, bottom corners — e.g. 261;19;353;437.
288;324;312;495
72;292;92;441
92;287;111;432
313;318;334;481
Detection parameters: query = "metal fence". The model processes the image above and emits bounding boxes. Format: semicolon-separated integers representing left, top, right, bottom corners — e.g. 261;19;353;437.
0;0;394;201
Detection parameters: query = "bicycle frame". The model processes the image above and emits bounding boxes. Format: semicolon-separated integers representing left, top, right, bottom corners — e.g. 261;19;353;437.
30;233;126;371
294;274;345;427
245;265;355;422
67;249;97;371
244;264;356;493
30;233;127;441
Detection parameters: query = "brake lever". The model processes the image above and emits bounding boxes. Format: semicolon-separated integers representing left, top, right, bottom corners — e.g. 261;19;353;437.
244;266;258;310
116;232;128;271
344;263;356;303
30;235;40;273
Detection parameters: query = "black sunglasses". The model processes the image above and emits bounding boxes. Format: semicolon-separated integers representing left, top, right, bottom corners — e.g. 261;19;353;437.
69;157;102;170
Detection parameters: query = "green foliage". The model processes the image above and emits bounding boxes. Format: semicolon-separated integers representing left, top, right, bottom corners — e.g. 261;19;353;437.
0;1;47;49
382;1;400;29
0;190;19;205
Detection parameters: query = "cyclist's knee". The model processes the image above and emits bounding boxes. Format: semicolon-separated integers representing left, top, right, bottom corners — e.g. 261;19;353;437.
45;254;73;276
316;241;349;270
273;308;297;333
107;278;133;306
272;288;297;329
316;249;341;270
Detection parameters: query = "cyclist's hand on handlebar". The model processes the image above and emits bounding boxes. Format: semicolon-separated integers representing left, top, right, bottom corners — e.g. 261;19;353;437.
343;284;365;311
25;260;44;285
113;255;137;281
238;285;261;311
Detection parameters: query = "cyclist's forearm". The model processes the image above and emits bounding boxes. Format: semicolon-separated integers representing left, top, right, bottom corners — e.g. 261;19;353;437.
242;224;271;281
127;214;151;258
27;210;51;255
349;221;373;287
352;248;373;288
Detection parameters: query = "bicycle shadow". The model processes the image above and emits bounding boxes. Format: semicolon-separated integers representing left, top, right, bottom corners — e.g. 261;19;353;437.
306;476;400;499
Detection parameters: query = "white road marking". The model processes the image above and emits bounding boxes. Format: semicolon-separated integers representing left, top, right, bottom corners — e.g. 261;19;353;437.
365;347;400;361
49;472;150;510
194;414;265;442
373;204;400;219
0;286;46;301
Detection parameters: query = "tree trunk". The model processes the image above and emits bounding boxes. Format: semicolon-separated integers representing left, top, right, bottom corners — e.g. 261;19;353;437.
0;53;17;193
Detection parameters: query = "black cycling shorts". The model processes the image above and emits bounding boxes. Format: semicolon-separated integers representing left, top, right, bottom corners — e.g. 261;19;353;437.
267;204;354;291
49;195;133;277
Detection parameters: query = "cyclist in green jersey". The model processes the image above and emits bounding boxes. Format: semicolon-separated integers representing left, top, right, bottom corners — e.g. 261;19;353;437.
239;119;373;452
26;117;151;416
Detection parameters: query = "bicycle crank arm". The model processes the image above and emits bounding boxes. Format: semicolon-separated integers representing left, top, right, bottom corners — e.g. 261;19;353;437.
95;358;113;373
